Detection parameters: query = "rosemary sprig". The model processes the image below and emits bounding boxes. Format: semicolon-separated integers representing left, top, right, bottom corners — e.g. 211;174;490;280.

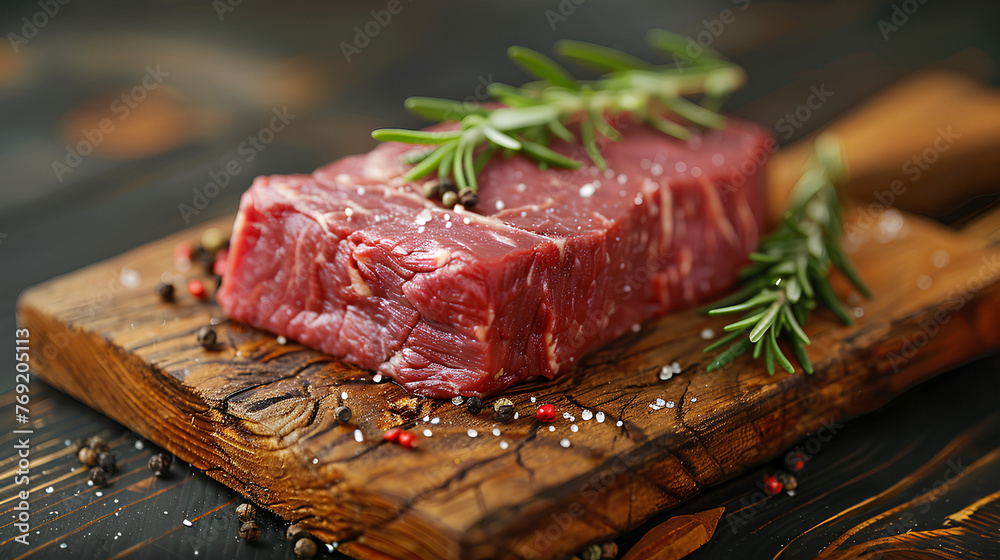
371;29;746;206
703;134;871;374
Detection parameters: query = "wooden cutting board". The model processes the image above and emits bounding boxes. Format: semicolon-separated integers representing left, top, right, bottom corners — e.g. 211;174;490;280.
16;72;1000;560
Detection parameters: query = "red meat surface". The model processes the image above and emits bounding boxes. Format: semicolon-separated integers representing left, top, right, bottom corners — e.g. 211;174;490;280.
217;118;771;397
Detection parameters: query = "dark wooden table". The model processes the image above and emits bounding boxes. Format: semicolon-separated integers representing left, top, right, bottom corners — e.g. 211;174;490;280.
2;1;999;558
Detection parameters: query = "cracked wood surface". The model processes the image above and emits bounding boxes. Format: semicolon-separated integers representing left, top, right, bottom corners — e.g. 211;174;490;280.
16;202;1000;559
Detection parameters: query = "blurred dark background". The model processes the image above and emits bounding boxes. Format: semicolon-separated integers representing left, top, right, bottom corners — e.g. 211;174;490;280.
2;2;999;378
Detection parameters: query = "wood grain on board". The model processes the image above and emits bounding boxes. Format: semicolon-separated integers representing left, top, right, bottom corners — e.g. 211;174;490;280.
16;72;1000;559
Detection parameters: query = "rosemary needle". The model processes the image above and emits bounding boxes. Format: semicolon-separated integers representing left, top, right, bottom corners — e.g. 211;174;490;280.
371;29;745;205
703;134;870;374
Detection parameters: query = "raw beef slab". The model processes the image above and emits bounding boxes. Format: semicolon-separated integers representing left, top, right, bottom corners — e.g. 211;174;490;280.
217;118;771;397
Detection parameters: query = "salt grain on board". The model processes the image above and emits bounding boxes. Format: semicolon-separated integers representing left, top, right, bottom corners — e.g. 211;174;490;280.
596;412;606;423
581;410;593;421
560;438;571;448
467;429;478;438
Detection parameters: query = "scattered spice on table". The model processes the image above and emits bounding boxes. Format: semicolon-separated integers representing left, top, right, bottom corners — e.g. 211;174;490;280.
89;467;108;488
334;406;352;423
239;521;260;543
78;447;98;467
96;452;116;474
397;430;418;448
196;325;217;349
294;537;318;559
188;279;207;300
466;396;483;415
286;523;309;542
237;503;256;524
155;281;175;302
494;398;514;423
537;404;556;422
149;453;172;477
763;474;783;495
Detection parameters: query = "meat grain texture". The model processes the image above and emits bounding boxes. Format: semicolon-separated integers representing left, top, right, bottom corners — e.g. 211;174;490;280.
218;118;771;397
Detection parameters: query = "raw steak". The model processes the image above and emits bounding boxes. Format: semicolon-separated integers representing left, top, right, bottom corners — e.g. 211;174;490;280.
217;118;771;397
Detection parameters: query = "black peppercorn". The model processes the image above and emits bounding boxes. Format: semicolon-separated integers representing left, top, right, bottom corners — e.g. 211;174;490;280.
97;451;117;474
423;181;443;199
86;436;109;454
466;396;483;415
334;406;352;423
78;447;98;467
239;521;260;543
89;467;108;488
459;188;479;209
197;325;217;349
155;281;175;302
493;397;515;423
439;178;457;193
195;246;216;274
495;404;514;423
148;453;171;477
236;503;256;524
286;523;310;542
294;537;318;559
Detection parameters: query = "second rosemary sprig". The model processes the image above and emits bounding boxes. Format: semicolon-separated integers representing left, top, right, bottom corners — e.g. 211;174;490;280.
372;29;745;207
703;134;871;374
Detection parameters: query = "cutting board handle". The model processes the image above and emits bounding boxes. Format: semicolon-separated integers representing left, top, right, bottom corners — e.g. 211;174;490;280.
768;70;1000;227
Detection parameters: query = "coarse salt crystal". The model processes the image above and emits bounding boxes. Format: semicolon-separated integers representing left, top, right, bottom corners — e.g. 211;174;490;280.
415;208;432;225
570;424;579;432
354;429;364;442
467;429;478;438
496;200;505;211
423;429;433;437
431;417;440;425
492;428;501;437
560;438;571;448
659;366;673;381
500;441;509;449
666;401;675;408
452;396;464;405
596;412;605;423
581;410;593;421
701;328;715;340
549;425;556;432
183;519;193;527
579;183;596;197
516;183;527;192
